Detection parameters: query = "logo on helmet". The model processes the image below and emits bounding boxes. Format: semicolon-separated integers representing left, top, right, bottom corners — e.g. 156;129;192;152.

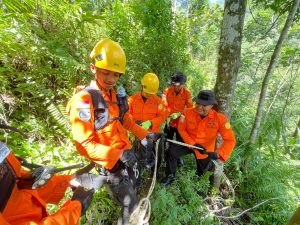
96;54;104;61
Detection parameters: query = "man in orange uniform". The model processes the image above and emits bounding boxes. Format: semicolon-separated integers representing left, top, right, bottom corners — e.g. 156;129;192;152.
161;90;236;186
128;73;165;168
0;142;93;225
162;71;193;166
67;39;160;225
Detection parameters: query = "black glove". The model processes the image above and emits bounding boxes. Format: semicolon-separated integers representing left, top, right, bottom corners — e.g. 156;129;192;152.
206;152;219;160
194;144;206;154
135;120;142;125
146;132;166;142
71;187;94;216
120;150;137;168
31;166;54;189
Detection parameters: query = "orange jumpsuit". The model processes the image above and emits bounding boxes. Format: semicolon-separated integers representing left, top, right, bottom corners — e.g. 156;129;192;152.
162;86;193;128
67;81;148;170
128;92;166;132
178;108;236;161
1;153;81;225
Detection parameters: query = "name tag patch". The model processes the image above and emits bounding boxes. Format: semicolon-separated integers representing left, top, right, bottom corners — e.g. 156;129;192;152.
78;109;91;122
207;121;217;129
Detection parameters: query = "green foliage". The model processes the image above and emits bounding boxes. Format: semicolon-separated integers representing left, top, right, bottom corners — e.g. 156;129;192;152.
151;167;212;224
233;152;299;224
47;103;71;134
252;0;300;21
81;188;119;225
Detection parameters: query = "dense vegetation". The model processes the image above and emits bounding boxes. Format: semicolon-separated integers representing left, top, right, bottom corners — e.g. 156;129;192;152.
0;0;299;224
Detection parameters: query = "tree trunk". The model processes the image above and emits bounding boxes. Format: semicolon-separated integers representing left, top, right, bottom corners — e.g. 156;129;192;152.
249;0;300;144
214;0;247;120
172;0;177;14
214;0;247;188
265;65;291;117
287;206;300;225
293;118;300;141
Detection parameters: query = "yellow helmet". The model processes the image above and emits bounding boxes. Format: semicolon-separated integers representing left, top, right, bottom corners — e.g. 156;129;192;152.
141;73;159;95
89;39;126;74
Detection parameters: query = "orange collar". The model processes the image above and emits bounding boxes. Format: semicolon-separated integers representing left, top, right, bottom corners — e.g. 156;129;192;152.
90;80;117;97
170;86;185;95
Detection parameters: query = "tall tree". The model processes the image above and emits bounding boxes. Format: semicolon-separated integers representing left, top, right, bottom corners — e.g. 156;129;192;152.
249;0;300;144
214;0;247;119
213;0;246;189
293;117;300;141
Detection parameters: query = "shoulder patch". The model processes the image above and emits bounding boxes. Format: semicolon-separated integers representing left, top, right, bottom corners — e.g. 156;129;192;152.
158;104;163;110
76;100;90;109
225;122;231;129
180;114;185;123
78;109;91;122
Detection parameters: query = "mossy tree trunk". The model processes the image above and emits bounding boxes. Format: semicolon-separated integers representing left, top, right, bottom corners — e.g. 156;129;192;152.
214;0;247;120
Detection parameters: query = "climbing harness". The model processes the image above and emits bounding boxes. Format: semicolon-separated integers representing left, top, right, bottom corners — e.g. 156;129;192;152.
129;139;161;225
133;162;139;179
84;85;129;131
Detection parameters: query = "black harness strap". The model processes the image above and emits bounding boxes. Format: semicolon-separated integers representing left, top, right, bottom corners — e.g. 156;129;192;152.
84;86;129;132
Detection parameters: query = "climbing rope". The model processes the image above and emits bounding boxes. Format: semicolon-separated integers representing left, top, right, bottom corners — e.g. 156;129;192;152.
202;160;235;220
129;139;161;225
215;195;300;220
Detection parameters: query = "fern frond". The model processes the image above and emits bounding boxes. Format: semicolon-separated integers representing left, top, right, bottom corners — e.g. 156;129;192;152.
47;103;71;131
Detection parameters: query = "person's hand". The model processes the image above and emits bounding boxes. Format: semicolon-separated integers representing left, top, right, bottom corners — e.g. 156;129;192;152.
70;173;107;190
31;166;55;189
169;112;181;119
146;132;166;142
193;144;206;154
167;112;182;125
141;137;155;148
120;150;137;168
71;187;94;216
141;120;152;130
207;152;219;160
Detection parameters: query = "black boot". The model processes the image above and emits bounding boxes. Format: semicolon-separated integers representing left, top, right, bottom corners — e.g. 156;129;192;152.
160;174;176;186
